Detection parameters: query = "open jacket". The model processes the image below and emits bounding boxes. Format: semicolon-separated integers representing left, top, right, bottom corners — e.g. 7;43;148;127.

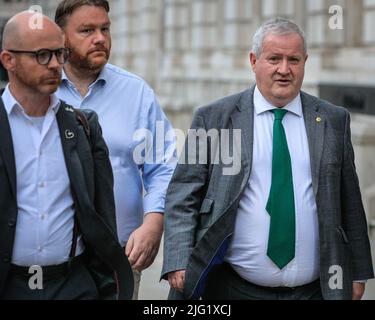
162;86;374;300
0;93;133;299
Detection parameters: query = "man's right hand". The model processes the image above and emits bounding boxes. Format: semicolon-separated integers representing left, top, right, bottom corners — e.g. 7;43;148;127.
168;270;186;292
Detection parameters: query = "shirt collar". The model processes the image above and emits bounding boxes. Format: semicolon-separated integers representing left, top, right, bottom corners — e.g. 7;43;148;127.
1;84;60;116
254;86;303;117
62;64;108;88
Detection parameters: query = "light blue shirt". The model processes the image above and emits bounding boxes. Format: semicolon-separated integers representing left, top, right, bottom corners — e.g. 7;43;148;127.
56;64;177;246
2;86;84;266
225;86;320;287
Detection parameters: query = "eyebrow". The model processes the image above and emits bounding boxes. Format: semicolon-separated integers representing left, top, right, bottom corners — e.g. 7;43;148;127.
268;53;303;58
78;22;111;28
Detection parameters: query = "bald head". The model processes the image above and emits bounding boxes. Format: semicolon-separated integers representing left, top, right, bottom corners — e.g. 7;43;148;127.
2;11;63;50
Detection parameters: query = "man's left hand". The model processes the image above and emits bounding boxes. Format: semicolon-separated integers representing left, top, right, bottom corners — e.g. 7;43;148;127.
125;212;163;271
352;282;366;300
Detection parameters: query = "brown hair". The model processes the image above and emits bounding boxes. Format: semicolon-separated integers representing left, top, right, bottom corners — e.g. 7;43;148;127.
55;0;110;28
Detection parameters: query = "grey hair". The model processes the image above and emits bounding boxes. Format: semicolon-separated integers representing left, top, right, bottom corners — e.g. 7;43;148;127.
252;17;307;58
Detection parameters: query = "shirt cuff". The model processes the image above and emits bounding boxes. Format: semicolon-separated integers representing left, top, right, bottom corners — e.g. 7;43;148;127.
143;191;165;215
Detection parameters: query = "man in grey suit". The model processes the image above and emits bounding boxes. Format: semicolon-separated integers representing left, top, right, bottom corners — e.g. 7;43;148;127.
162;18;374;300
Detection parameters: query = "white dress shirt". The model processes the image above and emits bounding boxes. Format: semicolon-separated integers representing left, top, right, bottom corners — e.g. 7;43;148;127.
225;86;320;287
2;86;84;267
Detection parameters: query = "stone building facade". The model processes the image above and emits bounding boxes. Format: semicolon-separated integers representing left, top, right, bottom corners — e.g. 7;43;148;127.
1;1;375;295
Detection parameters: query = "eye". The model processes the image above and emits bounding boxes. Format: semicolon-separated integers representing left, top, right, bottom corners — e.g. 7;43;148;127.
289;57;301;64
102;26;110;33
268;56;280;64
37;50;50;60
80;28;93;34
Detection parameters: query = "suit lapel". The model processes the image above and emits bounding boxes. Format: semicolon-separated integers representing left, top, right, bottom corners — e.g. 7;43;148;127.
230;88;254;192
301;92;325;196
0;95;17;199
56;102;81;194
56;102;78;156
56;103;96;217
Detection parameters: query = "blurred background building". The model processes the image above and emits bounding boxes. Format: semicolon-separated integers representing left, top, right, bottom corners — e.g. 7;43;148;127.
1;0;375;299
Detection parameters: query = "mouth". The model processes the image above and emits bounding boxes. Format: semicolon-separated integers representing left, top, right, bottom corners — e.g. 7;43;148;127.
89;49;108;55
275;79;292;86
43;77;60;83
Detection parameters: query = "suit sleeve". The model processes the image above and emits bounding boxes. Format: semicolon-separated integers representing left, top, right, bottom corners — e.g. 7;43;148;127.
162;109;210;279
341;111;374;280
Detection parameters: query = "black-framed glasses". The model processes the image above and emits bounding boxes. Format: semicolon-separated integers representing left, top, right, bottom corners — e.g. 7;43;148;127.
7;48;71;65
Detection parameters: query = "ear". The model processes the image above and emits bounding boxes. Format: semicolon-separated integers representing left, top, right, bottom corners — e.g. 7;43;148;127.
0;50;16;72
250;52;257;71
304;54;309;63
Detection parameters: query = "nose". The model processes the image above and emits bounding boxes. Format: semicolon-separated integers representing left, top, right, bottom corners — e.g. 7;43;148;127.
93;29;106;44
278;58;290;75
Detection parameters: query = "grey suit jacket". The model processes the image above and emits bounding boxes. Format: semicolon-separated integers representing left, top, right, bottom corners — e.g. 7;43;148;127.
0;95;133;299
162;86;374;300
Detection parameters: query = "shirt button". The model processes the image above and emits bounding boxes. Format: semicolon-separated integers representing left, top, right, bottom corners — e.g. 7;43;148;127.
41;214;46;220
38;246;43;252
39;182;46;188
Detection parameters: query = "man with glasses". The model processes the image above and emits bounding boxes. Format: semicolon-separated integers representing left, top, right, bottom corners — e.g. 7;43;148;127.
6;48;71;66
0;11;133;300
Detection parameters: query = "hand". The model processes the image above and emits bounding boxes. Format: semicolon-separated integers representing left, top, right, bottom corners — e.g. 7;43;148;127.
125;213;163;271
168;270;186;292
352;282;366;300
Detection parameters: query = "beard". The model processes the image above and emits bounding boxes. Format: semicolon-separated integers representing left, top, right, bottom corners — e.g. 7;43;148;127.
67;45;110;74
14;66;62;95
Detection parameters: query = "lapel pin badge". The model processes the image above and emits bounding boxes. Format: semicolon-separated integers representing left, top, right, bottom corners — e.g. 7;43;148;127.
65;106;74;113
316;117;322;123
65;130;75;139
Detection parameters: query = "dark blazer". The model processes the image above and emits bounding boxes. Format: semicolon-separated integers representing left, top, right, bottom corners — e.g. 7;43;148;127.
0;93;133;300
162;86;374;300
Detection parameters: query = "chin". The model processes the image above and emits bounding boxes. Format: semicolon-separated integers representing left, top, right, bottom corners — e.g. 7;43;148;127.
42;84;60;95
89;57;108;67
273;90;295;101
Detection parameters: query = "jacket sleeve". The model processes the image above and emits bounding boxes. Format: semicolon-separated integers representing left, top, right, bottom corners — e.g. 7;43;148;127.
162;109;210;279
341;111;374;281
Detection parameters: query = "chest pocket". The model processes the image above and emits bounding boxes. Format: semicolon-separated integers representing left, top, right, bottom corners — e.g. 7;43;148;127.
197;198;214;230
195;198;214;245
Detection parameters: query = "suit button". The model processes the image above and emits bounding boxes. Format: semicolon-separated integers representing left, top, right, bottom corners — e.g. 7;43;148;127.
3;254;10;263
8;219;16;228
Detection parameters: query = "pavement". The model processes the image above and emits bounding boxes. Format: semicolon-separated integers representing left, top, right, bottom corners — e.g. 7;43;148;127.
139;240;170;300
362;239;375;300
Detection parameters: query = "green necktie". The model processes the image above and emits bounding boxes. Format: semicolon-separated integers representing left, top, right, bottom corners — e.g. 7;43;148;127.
266;109;296;269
